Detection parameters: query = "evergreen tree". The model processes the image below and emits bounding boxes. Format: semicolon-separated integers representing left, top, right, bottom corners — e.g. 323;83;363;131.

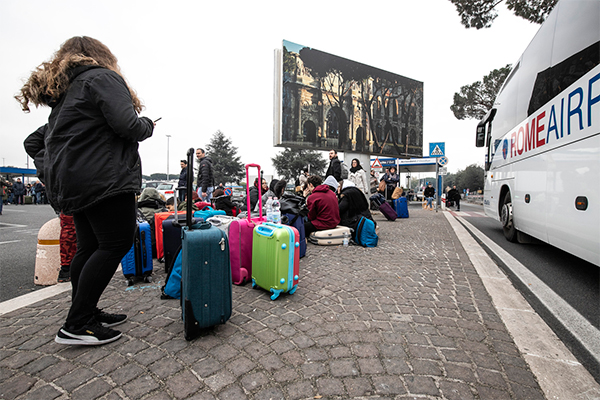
205;130;245;185
451;65;512;120
271;148;327;183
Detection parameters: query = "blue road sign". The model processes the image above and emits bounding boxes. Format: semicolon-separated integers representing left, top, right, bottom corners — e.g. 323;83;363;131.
429;142;445;157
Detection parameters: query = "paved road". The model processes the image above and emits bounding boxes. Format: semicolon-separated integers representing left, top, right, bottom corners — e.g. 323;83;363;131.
0;204;57;302
447;201;599;383
451;202;598;329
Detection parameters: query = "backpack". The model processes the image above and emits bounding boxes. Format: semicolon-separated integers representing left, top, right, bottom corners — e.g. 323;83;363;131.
161;246;182;299
282;213;306;257
353;217;378;247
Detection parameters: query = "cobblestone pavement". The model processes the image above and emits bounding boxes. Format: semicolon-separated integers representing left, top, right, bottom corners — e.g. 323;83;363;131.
0;207;546;399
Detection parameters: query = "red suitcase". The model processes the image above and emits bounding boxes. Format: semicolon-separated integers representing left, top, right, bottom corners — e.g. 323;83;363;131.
155;211;186;260
228;164;266;285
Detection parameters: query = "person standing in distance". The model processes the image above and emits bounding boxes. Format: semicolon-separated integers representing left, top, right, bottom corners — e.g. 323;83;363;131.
326;149;342;182
177;159;187;202
196;148;214;202
18;36;154;346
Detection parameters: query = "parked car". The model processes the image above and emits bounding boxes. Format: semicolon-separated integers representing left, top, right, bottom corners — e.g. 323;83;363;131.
142;180;165;190
156;182;176;199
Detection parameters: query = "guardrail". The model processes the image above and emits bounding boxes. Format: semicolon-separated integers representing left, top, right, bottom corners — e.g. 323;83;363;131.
465;195;483;205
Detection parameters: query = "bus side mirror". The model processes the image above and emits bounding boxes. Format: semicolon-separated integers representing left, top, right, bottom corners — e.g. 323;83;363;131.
476;123;486;147
476;108;496;148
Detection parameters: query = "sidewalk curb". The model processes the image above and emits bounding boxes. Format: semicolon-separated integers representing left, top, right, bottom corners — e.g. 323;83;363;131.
0;283;71;316
444;211;600;399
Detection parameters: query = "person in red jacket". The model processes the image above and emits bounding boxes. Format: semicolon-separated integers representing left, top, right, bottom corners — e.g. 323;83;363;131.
304;175;341;237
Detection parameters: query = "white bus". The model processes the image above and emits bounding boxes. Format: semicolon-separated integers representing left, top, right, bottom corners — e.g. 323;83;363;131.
476;0;599;266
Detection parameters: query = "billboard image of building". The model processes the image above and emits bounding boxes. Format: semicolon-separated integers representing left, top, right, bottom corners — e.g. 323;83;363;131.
274;40;424;158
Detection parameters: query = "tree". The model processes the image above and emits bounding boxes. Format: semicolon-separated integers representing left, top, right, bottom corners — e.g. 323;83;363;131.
150;173;168;181
449;0;558;29
456;164;485;192
450;65;511;120
271;148;327;183
205;130;245;185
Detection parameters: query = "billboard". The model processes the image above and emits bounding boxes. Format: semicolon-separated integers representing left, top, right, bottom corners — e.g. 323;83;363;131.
274;40;424;158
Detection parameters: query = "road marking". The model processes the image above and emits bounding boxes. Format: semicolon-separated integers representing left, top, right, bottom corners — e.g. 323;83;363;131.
0;266;123;315
0;240;21;245
0;283;71;315
0;222;27;229
445;212;600;399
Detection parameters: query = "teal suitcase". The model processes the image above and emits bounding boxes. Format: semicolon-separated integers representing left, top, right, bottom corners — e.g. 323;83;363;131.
179;148;232;340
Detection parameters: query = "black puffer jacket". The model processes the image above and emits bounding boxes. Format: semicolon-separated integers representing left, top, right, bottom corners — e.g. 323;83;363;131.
196;156;214;194
23;66;153;214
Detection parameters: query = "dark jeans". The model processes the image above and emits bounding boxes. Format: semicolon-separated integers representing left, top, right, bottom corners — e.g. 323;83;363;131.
304;221;317;237
66;193;136;327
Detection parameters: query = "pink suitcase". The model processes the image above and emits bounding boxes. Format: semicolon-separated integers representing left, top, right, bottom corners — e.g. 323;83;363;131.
228;164;266;285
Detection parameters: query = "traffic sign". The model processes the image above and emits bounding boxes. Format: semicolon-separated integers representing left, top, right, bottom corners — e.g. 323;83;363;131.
429;142;445;157
437;156;448;166
439;167;448;175
371;157;383;168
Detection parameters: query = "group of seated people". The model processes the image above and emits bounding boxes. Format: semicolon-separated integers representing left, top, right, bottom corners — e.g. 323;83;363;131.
137;172;376;242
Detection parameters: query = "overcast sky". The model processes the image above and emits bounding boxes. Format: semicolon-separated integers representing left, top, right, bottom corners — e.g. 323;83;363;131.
0;0;540;180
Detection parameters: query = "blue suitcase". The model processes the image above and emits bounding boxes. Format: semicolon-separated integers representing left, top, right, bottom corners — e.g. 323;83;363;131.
121;221;153;286
180;148;232;340
393;197;409;218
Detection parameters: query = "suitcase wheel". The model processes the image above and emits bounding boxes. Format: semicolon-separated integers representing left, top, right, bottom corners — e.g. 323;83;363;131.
289;285;297;295
251;279;257;289
127;277;135;286
144;276;153;283
270;288;283;301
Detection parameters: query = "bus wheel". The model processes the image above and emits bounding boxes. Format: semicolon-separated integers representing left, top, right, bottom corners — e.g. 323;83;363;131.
501;192;518;242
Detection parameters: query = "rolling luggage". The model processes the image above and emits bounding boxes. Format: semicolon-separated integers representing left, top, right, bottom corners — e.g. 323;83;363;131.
308;226;352;246
121;220;153;286
179;148;232;340
378;201;397;221
228;164;266;285
393;197;409;218
155;210;185;263
193;206;226;221
251;222;299;300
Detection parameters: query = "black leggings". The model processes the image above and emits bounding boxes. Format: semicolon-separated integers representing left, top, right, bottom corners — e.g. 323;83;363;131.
66;193;136;327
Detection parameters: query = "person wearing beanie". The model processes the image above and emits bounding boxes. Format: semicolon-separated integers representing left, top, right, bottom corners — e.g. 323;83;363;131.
304;175;340;237
323;175;339;192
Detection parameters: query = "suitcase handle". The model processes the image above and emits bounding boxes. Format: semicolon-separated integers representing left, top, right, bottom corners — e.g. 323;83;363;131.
256;224;279;237
245;163;263;222
186;148;195;228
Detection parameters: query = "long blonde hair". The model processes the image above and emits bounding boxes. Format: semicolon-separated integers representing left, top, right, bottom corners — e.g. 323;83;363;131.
15;36;143;113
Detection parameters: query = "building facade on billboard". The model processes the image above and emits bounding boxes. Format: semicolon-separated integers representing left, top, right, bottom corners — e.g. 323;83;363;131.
277;40;423;158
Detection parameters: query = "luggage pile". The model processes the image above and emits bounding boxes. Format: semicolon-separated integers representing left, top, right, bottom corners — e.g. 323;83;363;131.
130;149;398;340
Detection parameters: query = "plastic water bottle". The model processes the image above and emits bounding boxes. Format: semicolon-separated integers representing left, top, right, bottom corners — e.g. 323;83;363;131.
272;197;281;224
343;231;349;247
266;196;274;223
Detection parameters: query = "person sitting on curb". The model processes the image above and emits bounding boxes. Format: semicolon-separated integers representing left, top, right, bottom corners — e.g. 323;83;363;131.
424;182;435;210
304;175;341;237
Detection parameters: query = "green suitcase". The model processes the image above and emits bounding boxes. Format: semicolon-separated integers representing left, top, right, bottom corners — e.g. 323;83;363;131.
251;223;299;300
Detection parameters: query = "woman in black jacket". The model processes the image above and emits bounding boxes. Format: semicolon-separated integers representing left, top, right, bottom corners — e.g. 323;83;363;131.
19;36;154;346
338;180;375;228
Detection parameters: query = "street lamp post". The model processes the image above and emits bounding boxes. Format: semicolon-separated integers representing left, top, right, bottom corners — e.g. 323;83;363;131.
166;135;171;181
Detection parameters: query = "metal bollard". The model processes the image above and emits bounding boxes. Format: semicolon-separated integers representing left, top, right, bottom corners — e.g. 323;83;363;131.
34;217;61;285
